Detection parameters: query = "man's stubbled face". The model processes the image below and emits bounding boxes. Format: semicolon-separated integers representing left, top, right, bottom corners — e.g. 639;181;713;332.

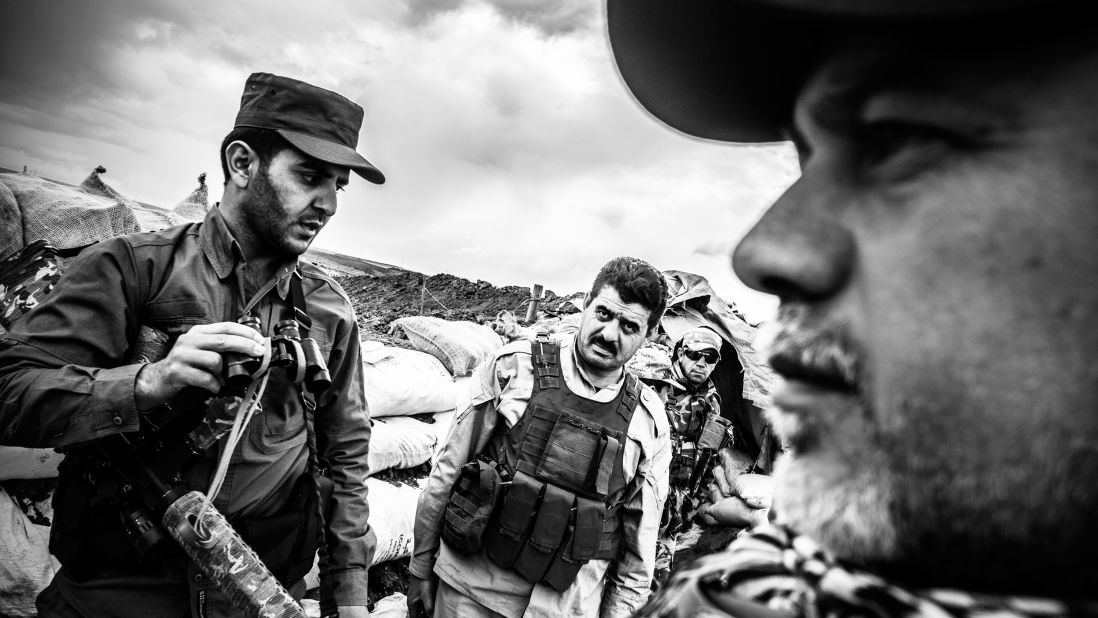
733;33;1098;594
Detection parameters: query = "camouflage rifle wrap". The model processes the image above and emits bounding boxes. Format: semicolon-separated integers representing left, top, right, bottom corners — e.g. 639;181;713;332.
163;491;305;618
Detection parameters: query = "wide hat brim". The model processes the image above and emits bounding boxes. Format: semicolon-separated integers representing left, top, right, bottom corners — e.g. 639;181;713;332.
277;129;386;184
607;0;1059;144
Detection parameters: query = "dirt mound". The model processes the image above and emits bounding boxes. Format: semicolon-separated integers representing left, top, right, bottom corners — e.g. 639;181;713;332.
336;270;575;344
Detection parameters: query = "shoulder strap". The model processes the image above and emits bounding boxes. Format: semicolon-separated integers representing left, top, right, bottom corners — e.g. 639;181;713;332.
531;335;560;391
617;373;641;423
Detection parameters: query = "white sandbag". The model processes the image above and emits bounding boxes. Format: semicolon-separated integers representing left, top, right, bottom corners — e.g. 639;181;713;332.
305;477;422;589
372;592;409;618
0;447;63;481
390;317;504;377
362;341;457;418
367;476;422;565
0;487;58;617
368;417;438;475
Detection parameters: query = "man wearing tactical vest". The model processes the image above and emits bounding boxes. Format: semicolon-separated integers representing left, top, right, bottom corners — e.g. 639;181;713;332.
651;326;730;587
408;256;673;618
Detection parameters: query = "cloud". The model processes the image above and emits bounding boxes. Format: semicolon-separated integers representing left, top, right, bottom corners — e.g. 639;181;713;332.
0;0;798;323
694;240;732;257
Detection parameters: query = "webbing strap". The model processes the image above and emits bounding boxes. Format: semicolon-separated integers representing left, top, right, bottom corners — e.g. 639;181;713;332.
595;433;620;496
299;387;338;618
288;272;312;335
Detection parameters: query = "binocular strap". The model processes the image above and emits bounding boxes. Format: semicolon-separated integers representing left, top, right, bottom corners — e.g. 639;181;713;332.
204;371;271;506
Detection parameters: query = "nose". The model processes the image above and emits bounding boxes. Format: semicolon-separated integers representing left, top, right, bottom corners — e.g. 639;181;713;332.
314;184;339;217
732;175;854;302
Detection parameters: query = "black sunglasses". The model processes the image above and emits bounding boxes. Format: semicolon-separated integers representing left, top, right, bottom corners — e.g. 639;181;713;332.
683;348;719;364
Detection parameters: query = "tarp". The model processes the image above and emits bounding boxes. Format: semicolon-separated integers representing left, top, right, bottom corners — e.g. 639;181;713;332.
659;270;779;469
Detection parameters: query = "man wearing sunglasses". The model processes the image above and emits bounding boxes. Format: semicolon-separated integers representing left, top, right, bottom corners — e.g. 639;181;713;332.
652;327;730;586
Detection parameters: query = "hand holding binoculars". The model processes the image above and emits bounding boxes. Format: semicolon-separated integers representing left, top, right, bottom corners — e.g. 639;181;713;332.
222;315;331;396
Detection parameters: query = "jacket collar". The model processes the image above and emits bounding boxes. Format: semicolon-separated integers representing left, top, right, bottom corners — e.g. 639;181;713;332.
200;204;298;300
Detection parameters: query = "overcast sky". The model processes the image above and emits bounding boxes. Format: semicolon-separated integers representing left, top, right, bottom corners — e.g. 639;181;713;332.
0;0;799;323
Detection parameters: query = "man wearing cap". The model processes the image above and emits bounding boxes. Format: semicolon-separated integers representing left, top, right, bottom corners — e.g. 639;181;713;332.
0;72;383;617
649;327;732;587
608;0;1098;615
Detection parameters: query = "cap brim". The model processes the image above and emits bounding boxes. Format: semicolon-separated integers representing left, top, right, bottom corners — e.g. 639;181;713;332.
277;129;386;184
685;343;721;356
607;0;1058;144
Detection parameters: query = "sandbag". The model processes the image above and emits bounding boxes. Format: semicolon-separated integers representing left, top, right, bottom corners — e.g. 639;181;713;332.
304;477;422;589
362;342;457;418
367;477;422;565
0;487;58;617
0;180;21;258
390;317;504;377
0;447;63;481
1;172;139;250
370;592;408;618
368;417;438;475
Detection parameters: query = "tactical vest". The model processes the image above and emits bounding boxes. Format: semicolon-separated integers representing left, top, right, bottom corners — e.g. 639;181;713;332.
480;336;641;591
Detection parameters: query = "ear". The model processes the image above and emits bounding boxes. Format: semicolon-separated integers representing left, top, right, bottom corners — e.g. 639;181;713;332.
224;140;260;189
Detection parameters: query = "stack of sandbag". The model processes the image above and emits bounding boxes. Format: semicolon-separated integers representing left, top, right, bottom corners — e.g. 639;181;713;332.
2;172;139;251
361;342;461;475
388;316;504;377
0;171;180;257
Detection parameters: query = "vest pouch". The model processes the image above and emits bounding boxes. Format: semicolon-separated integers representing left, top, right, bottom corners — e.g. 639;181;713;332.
595;505;623;560
568;496;605;562
442;459;502;555
535;411;603;491
513;484;573;583
485;470;543;568
541;524;583;592
670;441;696;488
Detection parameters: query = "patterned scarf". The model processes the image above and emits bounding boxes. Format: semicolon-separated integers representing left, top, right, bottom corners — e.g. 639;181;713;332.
638;524;1098;618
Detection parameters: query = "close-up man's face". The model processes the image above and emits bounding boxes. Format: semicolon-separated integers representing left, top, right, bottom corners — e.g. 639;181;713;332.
240;146;350;257
733;33;1098;590
675;346;717;386
576;285;652;374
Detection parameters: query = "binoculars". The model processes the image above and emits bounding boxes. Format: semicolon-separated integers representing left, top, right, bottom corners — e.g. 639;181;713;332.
223;315;331;395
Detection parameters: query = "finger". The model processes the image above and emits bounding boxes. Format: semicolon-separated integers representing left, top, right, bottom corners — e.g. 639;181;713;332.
168;348;226;375
187;322;267;345
178;332;266;357
169;363;224;395
711;464;732;496
422;582;435;615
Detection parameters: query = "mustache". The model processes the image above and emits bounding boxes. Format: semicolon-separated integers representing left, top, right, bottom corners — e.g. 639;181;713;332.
589;337;618;354
762;305;863;392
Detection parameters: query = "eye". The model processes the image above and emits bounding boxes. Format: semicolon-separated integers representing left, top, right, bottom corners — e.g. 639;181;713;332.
621;322;639;335
858;120;961;170
300;173;319;186
336;185;347;193
594;307;610;321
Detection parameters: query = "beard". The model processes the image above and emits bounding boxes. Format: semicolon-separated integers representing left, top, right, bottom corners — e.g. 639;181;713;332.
764;305;1098;592
238;165;310;258
763;305;900;564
